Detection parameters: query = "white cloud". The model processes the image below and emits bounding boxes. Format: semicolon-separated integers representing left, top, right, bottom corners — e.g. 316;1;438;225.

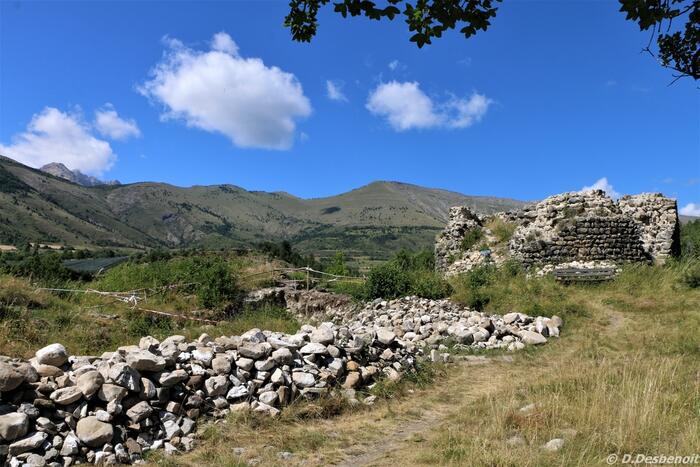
139;32;311;150
445;93;492;129
581;177;621;199
211;31;239;55
0;107;115;176
94;104;141;140
366;81;492;132
388;60;399;70
325;80;347;102
680;203;700;216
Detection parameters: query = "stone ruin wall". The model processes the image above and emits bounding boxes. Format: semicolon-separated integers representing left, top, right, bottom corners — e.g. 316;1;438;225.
436;190;680;274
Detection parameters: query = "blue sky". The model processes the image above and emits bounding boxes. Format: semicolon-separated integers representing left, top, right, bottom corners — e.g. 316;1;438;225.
1;1;698;213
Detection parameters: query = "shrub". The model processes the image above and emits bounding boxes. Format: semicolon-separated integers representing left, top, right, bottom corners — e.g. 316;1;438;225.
460;228;484;251
1;252;84;286
95;255;242;311
485;218;517;244
680;219;700;258
363;262;410;300
361;250;451;300
324;252;353;277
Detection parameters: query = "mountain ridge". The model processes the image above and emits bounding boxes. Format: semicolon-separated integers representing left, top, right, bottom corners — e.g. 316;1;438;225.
0;155;527;257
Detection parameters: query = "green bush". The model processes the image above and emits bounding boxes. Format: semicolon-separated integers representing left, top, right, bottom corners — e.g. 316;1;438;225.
460;227;484;251
681;219;700;258
0;252;84;286
95;255;242;311
364;262;410;300
361;250;452;300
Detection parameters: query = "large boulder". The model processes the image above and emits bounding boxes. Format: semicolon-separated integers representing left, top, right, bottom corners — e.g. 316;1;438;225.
35;343;68;367
76;416;113;447
125;350;166;372
50;387;83;405
0;412;29;441
77;370;104;397
0;362;25;392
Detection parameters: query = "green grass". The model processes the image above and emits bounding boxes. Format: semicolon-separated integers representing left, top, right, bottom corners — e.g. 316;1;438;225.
485;218;517;244
0;275;298;358
460;227;484;251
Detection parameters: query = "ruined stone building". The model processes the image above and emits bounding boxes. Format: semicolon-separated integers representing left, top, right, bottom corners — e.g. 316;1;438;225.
435;190;680;275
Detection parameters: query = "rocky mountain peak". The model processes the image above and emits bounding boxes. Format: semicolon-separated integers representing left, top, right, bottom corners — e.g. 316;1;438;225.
40;162;120;187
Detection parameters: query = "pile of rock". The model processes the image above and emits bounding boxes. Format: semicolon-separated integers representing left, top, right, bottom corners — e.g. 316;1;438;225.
320;296;562;351
0;297;561;466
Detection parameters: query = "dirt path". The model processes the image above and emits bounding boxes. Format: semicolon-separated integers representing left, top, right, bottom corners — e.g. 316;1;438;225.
333;356;523;467
332;302;624;467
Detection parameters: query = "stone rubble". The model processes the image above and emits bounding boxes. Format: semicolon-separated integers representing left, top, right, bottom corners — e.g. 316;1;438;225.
0;296;561;466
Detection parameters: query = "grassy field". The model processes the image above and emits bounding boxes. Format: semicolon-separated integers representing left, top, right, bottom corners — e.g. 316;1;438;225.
0;253;294;358
157;260;699;466
1;254;698;466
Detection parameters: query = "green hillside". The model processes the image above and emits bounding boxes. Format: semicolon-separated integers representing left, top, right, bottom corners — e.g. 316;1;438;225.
0;156;527;258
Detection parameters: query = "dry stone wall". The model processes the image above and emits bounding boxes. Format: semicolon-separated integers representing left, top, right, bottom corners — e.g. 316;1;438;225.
436;190;680;274
0;296;560;466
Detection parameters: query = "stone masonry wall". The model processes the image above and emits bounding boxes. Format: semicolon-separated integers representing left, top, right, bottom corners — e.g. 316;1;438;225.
436;190;680;274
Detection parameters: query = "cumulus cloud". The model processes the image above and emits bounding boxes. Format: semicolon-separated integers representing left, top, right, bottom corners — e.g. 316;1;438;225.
326;80;347;102
581;177;621;199
139;32;311;150
211;31;239;55
94;104;141;140
445;93;492;129
0;107;115;176
365;81;492;132
680;203;700;216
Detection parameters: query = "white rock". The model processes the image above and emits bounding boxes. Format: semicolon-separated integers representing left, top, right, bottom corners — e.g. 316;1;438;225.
35;344;68;367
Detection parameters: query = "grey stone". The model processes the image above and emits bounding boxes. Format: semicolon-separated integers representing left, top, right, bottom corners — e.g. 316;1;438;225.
76;416;113;448
299;343;327;355
35;344;68;367
376;328;396;345
9;431;48;456
211;356;231;375
77;370;104;397
226;385;248;400
237;342;271;360
158;370;188;387
291;372;315;388
0;362;25;392
125;350;166;372
126;401;152;422
49;387;83;406
98;383;128;402
519;330;547;345
310;327;334;345
204;376;229;397
108;363;140;391
0;412;29;441
542;438;565;452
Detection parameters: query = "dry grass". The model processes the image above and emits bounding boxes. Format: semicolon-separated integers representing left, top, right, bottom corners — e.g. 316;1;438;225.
158;261;699;467
0;273;299;358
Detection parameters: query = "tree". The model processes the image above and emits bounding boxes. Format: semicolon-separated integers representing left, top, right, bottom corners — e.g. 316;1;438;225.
619;0;699;81
284;0;699;81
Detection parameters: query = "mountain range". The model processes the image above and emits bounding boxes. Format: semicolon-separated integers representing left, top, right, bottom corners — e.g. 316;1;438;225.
1;155;528;258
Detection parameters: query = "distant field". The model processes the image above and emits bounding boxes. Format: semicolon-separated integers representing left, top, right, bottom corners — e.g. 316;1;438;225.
62;256;129;273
